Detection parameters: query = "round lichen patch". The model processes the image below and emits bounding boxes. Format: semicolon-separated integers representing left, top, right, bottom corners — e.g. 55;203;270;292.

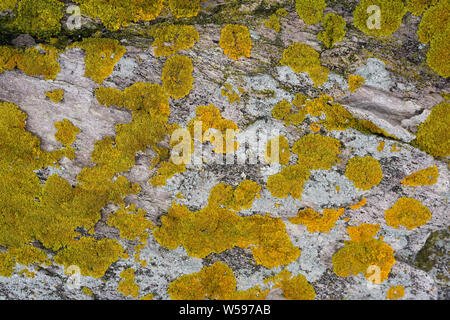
317;13;346;48
353;0;405;37
345;156;383;190
384;197;432;230
162;55;194;99
219;24;252;61
295;0;326;25
386;285;405;300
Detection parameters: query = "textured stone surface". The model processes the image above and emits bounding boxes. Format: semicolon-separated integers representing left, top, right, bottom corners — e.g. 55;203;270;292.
0;0;448;300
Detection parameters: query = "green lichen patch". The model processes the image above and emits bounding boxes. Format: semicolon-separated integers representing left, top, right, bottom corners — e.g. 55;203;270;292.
317;13;346;48
295;0;326;25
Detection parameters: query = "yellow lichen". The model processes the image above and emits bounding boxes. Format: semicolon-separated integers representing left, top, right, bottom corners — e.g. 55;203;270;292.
345;156;383;191
150;24;199;57
265;135;291;165
0;252;14;277
162;55;194;99
54;119;80;147
265;269;315;300
264;14;281;32
401;165;439;186
271;97;308;127
82;287;94;297
412;101;450;157
149;161;186;186
219;24;252;61
295;0;326;25
417;0;449;43
154;181;300;269
55;237;123;278
292;133;342;170
348;75;365;92
426;25;449;77
386;285;405;300
347;223;380;242
384;197;432;230
378;141;385;152
289;207;345;233
14;0;64;38
118;268;140;299
406;0;438;16
317;13;346;48
350;198;367;210
71;38;126;84
73;0;163;31
107;204;154;241
45;89;64;103
167;262;269;300
353;0;405;37
0;0;17;11
140;293;154;300
267;164;311;200
169;0;202;18
221;83;241;104
280;43;329;87
332;226;395;283
276;8;288;17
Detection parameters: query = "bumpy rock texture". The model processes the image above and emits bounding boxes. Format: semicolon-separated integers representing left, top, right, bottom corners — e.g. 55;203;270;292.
0;0;448;300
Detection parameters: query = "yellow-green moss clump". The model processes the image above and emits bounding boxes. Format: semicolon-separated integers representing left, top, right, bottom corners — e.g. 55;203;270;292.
332;224;395;283
267;133;341;200
353;0;405;37
412;102;450;157
348;75;365;92
264;269;316;300
107;204;154;241
71;38;126;84
295;0;326;25
54;119;80;148
73;0;163;31
168;262;269;300
162;55;194;99
0;45;61;80
406;0;438;16
169;0;202;19
386;285;405;300
14;0;64;38
55;237;123;278
401;165;439;186
317;13;346;48
345;156;383;191
45;89;64;103
265;135;291;165
417;0;449;43
0;0;17;11
150;24;199;57
219;24;252;61
384;197;432;230
289;208;345;233
280;43;329;87
154;180;300;269
118;268;140;298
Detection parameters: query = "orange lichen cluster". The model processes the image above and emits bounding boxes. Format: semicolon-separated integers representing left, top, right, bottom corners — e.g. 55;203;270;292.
345;156;383;191
153;180;300;269
162;55;194;99
45;89;64;103
265;135;291;165
386;285;405;300
384;197;432;230
0;45;61;80
289;207;345;233
167;262;269;300
332;224;395;283
71;38;126;84
280;43;329;87
219;24;252;61
150;24;199;57
118;268;140;298
264;269;316;300
348;75;365;92
401;166;439;186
